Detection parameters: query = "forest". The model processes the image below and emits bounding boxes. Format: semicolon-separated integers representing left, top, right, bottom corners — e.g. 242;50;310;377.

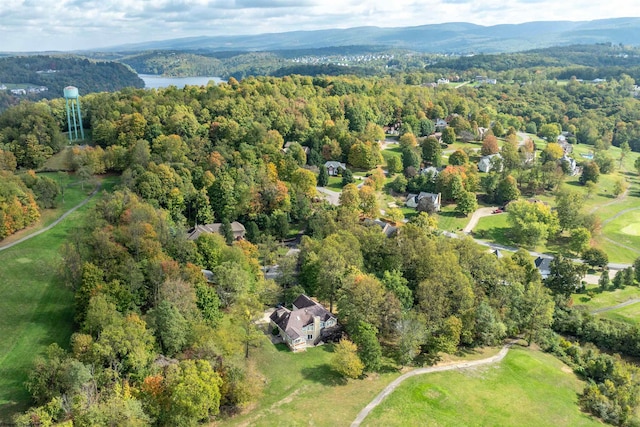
1;64;640;425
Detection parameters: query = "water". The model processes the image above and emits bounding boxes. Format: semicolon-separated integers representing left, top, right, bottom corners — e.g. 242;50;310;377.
138;74;224;89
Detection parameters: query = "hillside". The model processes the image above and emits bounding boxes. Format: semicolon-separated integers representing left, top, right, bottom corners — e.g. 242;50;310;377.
101;18;640;54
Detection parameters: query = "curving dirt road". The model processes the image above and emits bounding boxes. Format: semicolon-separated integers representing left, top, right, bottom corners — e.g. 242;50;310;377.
0;184;101;252
350;340;518;427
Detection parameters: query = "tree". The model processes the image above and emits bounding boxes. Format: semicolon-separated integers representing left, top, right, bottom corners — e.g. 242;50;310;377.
506;200;559;246
474;300;506;346
580;161;600;185
541;143;564;163
545;255;584;297
395;312;426;366
538;123;561;141
164;359;223;425
448;149;468;166
220;219;234;245
481;135;500;156
331;339;364;379
491;121;504;137
634;157;640;175
634;257;640;284
153;300;189;356
521;281;555;346
386;155;402;174
399;133;418;150
599;269;610;291
402;147;421;172
555;188;585;231
351;321;382;371
441;127;456;145
583;247;609;269
613;178;628;197
496;175;520;205
594;151;615;174
620;141;631;168
569;227;591;255
455;191;477;217
421;136;442;166
381;270;413;310
341;168;355;186
317;165;329;187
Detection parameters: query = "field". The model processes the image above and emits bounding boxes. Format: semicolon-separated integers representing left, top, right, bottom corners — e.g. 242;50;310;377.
222;339;505;427
0;176;116;422
362;347;600;427
600;303;640;324
573;285;640;311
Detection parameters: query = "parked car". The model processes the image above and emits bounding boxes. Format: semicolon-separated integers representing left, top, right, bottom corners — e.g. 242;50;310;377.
492;209;503;214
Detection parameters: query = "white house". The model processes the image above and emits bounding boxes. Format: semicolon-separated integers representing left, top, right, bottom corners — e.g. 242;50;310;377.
405;192;441;211
324;161;346;176
478;153;503;173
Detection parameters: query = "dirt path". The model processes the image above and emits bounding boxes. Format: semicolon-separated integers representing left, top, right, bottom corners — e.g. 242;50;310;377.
591;298;640;314
316;186;341;206
601;206;640;226
350;340;518;427
463;206;498;233
0;183;101;252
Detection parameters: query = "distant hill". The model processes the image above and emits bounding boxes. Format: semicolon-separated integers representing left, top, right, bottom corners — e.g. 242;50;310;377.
101;18;640;54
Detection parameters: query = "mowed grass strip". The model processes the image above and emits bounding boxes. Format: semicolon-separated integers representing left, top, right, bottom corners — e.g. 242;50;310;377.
222;342;402;427
362;347;600;427
0;178;115;421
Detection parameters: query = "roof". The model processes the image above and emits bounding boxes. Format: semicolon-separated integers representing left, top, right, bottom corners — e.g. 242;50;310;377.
187;221;246;240
417;192;440;204
293;294;317;309
324;161;346;170
270;295;335;341
535;256;552;273
363;218;398;237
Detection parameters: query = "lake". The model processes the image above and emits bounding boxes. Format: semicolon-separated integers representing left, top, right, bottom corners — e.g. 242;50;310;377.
139;74;224;89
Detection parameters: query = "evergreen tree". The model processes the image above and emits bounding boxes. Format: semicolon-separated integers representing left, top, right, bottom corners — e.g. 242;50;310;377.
317;165;329;187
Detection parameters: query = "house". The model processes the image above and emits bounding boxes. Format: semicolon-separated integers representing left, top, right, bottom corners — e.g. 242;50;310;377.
435;119;448;131
557;138;573;154
535;256;552;279
363;218;397;237
405;192;441;211
478;153;503;173
561;155;577;175
270;295;338;352
437;78;450;85
420;166;441;177
492;249;504;259
324;161;346;176
186;221;246;241
282;141;310;156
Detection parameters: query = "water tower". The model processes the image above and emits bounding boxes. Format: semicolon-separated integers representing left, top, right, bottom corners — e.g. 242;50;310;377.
64;86;84;141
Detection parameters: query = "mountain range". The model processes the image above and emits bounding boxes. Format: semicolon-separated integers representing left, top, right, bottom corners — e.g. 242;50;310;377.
101;17;640;54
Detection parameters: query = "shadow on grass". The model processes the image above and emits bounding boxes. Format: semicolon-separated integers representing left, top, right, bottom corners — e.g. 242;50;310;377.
474;227;512;246
301;364;346;386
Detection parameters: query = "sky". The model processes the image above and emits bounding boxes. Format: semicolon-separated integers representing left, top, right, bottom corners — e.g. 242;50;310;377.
1;0;640;52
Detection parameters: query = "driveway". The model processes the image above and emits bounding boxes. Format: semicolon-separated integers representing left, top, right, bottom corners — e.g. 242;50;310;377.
316;186;341;206
463;206;498;233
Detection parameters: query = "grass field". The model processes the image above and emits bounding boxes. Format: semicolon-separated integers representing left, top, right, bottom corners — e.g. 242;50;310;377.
0;172;91;248
436;204;471;232
362;347;599;427
600;303;640;324
474;213;510;245
0;176;116;422
222;339;508;427
572;285;640;310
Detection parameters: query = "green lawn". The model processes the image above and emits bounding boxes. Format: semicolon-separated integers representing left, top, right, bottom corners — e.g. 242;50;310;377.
221;342;402;427
381;145;402;166
436;204;471;232
572;285;640;311
0;177;116;422
600;302;640;324
362;347;600;427
325;176;344;191
473;213;510;245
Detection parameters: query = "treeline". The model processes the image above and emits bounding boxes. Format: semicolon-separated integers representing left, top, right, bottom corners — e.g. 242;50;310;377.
0;166;61;240
0;55;144;111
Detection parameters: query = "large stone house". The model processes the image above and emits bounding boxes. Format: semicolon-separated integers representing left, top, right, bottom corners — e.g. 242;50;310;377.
186;222;246;241
270;295;338;352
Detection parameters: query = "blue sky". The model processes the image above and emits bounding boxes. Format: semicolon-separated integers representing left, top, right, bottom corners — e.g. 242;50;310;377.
1;0;639;51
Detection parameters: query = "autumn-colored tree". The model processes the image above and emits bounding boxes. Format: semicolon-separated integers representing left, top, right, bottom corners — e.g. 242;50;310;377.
481;135;500;156
331;339;364;379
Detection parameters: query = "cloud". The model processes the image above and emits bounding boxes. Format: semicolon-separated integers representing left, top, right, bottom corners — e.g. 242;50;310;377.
0;0;640;51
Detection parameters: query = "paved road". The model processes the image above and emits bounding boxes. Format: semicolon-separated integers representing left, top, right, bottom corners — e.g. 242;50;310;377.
351;340;518;427
0;184;101;252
